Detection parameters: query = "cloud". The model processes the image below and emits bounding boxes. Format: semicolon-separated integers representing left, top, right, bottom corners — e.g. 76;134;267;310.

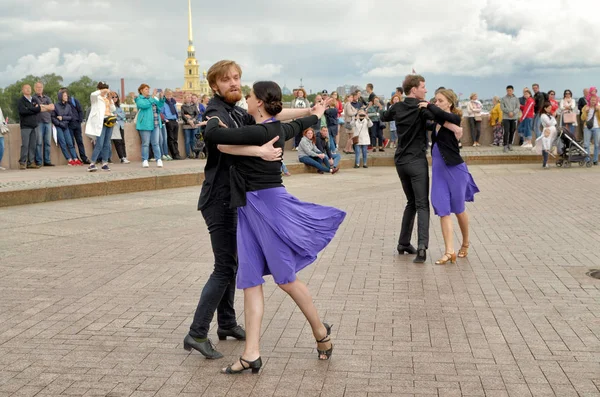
0;0;598;98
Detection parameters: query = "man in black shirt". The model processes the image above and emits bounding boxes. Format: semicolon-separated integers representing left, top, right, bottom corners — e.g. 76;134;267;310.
185;60;315;359
380;75;432;263
380;76;461;263
366;83;376;106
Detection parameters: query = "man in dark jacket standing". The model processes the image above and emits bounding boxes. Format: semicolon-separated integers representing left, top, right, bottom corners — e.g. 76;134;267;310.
18;84;45;169
532;84;548;139
184;60;314;359
62;88;90;164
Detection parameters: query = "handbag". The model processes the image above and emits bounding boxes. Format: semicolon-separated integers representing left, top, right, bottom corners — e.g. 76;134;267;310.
103;115;117;128
563;112;576;124
474;113;482;122
586;109;596;130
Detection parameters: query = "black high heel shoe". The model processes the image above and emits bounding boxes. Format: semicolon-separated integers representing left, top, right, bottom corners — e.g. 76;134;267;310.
316;323;334;360
222;356;262;374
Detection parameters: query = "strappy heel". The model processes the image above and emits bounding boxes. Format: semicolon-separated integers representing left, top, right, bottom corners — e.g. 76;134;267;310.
316;323;333;360
458;244;469;258
222;356;262;374
435;252;456;265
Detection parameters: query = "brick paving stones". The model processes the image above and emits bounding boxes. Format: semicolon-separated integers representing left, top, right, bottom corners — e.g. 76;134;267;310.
0;164;599;396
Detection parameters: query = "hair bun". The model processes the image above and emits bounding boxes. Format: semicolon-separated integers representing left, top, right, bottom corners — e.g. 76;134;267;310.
264;100;283;116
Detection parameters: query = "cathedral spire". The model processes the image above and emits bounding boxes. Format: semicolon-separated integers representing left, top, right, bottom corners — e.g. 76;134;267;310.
188;0;193;46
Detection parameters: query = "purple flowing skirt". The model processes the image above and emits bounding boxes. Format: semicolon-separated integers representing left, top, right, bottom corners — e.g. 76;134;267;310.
431;145;480;217
236;187;346;289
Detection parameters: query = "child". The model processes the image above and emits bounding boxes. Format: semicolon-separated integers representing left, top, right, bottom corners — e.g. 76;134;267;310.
540;127;552;169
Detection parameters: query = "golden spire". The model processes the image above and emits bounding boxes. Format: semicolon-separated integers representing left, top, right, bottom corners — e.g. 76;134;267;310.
187;0;195;57
188;0;193;45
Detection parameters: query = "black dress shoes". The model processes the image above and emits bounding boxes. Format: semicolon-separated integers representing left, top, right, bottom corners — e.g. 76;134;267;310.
183;334;223;359
413;247;427;263
217;325;246;341
397;244;417;255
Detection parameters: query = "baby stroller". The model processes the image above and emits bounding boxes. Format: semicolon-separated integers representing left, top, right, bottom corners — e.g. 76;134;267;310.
194;131;207;159
555;127;591;168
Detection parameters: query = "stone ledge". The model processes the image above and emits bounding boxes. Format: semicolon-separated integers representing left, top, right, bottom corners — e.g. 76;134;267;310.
0;153;541;208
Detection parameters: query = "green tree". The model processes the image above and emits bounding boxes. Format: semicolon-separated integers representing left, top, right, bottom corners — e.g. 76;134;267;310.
282;94;295;103
66;76;98;112
241;85;252;96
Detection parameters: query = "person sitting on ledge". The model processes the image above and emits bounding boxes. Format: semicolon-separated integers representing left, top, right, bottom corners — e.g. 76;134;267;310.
297;127;338;174
316;126;341;173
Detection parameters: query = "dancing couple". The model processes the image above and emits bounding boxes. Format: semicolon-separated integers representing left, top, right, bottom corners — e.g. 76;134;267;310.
381;75;479;264
184;60;345;374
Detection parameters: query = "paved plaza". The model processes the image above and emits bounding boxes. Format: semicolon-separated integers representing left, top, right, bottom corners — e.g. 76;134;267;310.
1;164;599;397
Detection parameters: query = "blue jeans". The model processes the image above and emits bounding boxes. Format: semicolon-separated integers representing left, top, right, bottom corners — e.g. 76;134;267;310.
564;123;575;136
139;127;162;161
0;136;4;164
520;118;533;139
184;128;197;156
90;125;113;163
36;122;52;164
583;127;600;163
281;162;289;174
532;114;541;140
390;127;398;143
56;127;78;160
299;155;330;172
354;144;368;165
325;153;341;168
159;125;168;157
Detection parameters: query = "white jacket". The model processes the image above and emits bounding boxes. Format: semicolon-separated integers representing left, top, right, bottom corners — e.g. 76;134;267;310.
0;106;8;134
559;98;577;126
85;90;115;139
350;117;373;145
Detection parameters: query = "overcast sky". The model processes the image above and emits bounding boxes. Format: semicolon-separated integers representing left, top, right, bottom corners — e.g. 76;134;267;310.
1;0;598;99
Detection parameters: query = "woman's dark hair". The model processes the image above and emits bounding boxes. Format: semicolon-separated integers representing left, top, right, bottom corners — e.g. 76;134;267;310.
97;81;109;90
564;89;572;97
543;101;552;114
253;81;283;115
111;91;121;108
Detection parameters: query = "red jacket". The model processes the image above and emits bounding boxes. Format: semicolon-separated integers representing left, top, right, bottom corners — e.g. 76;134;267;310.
550;99;559;116
520;97;535;121
335;99;343;117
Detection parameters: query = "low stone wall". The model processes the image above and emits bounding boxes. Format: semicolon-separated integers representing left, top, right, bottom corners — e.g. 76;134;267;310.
1;116;541;170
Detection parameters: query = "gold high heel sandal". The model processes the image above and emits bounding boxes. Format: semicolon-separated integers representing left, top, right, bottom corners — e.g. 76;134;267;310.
435;252;456;265
458;244;469;258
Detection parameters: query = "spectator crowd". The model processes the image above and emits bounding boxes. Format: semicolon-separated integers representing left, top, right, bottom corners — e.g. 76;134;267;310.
1;80;598;173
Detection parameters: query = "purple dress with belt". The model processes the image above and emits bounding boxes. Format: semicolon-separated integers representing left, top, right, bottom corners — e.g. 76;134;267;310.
429;111;480;217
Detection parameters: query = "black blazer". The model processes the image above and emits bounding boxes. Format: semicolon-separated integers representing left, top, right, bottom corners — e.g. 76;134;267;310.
17;96;41;129
427;103;464;166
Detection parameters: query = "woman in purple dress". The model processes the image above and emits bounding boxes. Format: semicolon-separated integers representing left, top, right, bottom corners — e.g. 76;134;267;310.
418;89;479;265
203;81;345;375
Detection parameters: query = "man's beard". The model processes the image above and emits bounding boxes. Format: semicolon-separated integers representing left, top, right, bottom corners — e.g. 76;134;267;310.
221;89;242;104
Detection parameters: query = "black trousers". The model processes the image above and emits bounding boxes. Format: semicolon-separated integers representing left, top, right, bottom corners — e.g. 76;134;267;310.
502;119;517;146
370;121;384;147
70;123;89;162
396;158;430;249
189;200;238;339
166;120;181;158
112;127;127;159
